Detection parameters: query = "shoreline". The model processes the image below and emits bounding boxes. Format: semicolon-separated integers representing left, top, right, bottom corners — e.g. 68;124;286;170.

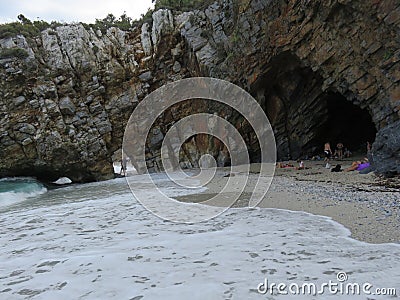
175;159;400;244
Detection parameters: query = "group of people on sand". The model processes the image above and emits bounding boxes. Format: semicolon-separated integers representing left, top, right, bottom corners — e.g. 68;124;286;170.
324;141;371;172
277;141;372;174
323;142;353;162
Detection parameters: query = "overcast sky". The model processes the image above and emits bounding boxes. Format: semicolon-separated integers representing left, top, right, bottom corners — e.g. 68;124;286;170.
0;0;155;24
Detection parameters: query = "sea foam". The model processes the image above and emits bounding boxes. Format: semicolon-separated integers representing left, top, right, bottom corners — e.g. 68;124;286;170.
0;177;47;208
0;175;398;299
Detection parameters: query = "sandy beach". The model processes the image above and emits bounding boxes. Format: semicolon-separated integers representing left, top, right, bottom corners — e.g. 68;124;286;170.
176;158;400;244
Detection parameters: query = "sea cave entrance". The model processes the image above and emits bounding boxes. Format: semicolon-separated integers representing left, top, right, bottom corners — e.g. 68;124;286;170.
250;52;377;160
315;92;377;156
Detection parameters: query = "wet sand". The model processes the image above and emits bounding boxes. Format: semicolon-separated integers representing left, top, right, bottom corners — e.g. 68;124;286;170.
175;158;400;244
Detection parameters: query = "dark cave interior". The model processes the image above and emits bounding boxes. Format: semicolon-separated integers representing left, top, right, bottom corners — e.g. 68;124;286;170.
320;93;377;154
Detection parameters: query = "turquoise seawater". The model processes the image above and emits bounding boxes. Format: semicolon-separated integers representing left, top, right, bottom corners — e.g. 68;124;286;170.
0;177;47;208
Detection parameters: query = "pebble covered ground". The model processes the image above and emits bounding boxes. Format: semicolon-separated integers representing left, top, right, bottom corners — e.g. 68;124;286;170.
176;161;400;244
264;161;400;244
271;175;400;222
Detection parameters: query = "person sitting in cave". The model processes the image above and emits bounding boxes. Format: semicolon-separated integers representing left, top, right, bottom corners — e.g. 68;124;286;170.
344;158;370;172
344;148;352;158
335;142;344;160
324;142;332;168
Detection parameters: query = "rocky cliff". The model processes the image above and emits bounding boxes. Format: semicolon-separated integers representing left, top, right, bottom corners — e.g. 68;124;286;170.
0;0;399;182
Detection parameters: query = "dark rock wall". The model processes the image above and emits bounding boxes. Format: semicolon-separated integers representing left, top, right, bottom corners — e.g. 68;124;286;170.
0;0;399;181
179;0;400;174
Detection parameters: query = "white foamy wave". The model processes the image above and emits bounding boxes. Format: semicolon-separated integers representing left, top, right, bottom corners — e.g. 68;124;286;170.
0;178;47;208
0;188;47;208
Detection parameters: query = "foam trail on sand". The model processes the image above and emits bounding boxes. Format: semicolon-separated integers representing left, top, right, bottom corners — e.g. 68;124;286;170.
0;175;398;299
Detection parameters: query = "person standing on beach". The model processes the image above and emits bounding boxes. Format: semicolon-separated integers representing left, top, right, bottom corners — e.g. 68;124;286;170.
324;142;332;168
120;157;127;176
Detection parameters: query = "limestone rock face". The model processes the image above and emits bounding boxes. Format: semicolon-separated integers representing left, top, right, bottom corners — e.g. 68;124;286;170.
1;0;399;181
151;9;175;52
0;24;145;182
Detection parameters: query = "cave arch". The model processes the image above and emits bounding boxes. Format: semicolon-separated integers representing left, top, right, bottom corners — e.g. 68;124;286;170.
250;52;377;160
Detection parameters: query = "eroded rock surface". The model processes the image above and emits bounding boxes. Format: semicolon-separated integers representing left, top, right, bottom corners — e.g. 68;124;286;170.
1;0;399;181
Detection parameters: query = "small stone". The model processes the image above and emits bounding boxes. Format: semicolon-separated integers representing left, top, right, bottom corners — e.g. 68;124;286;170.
385;211;393;217
172;61;182;73
139;71;152;82
21;138;33;146
29;100;39;109
59;97;76;116
13;96;26;106
17;123;36;135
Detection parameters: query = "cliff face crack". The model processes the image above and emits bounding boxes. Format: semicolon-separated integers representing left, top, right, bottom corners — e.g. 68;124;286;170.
54;33;78;77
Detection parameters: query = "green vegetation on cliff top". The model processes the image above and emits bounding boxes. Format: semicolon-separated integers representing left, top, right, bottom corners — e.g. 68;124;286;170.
153;0;216;11
0;0;215;39
0;47;29;59
0;15;61;39
0;13;135;39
